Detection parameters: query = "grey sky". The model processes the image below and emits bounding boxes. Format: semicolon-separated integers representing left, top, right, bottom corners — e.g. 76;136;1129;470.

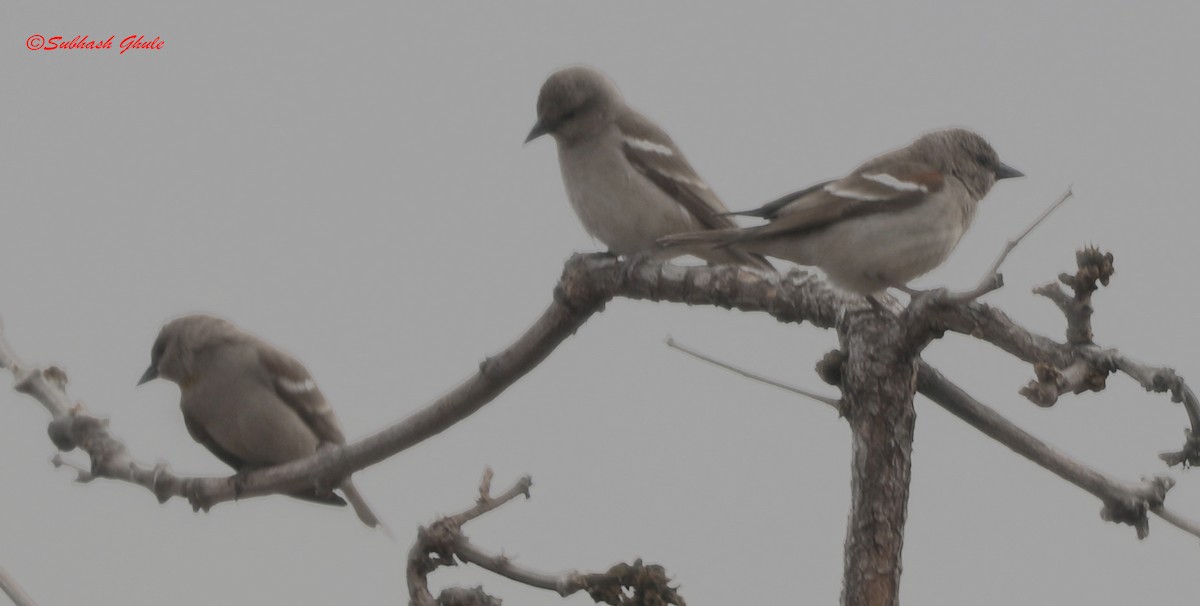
3;2;1199;604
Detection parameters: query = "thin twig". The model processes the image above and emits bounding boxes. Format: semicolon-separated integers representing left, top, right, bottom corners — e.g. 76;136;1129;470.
954;187;1075;301
665;336;839;409
448;469;532;528
0;565;37;606
1150;506;1200;538
988;187;1075;278
408;471;685;606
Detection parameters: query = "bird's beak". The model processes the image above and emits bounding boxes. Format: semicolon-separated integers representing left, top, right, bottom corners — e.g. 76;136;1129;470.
525;119;551;144
995;162;1024;180
137;365;158;386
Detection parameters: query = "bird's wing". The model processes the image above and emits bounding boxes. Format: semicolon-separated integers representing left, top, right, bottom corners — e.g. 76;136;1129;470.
257;344;347;446
183;408;345;506
729;180;835;220
616;110;738;231
738;162;945;241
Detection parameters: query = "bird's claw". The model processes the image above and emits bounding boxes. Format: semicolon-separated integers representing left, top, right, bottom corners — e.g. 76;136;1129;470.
185;479;216;512
619;251;653;284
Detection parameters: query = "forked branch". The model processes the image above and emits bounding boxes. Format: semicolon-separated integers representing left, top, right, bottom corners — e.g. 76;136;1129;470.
407;470;685;606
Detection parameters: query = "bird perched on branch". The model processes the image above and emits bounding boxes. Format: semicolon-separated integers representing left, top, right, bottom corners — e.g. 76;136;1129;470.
659;128;1023;295
137;314;383;529
526;65;772;271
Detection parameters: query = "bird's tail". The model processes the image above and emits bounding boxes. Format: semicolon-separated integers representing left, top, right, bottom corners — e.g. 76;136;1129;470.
658;227;742;249
656;228;772;272
340;478;393;538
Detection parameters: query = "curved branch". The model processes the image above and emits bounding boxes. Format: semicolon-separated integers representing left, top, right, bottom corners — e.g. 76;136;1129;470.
1;256;851;511
1092;349;1200;467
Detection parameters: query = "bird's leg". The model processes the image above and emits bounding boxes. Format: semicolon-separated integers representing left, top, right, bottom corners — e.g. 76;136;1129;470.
229;472;250;501
619;250;654;284
312;442;340;496
866;295;889;313
892;283;927;298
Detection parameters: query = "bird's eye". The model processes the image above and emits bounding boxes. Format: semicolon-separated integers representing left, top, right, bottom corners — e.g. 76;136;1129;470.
975;153;992;167
559;108;580;122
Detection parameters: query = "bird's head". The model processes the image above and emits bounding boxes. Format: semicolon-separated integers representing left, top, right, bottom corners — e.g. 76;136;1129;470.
526;66;623;146
138;314;235;388
917;128;1023;200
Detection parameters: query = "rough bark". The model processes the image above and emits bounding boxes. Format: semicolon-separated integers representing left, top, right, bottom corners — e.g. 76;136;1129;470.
838;310;918;606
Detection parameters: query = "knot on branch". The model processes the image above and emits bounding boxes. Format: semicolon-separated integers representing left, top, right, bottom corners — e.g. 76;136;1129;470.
46;417;77;451
66;413;114;461
898;288;956;352
1101;497;1150;539
1159;428;1200;468
1035;247;1114;345
1020;360;1108;407
435;586;501;606
1133;364;1186;402
1066;247;1115;292
415;518;463;575
816;349;845;387
150;462;177;504
14;365;69;397
557;253;617;314
1099;476;1172;540
585;559;686;606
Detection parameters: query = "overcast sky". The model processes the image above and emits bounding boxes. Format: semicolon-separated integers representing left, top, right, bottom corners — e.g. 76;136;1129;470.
4;2;1200;605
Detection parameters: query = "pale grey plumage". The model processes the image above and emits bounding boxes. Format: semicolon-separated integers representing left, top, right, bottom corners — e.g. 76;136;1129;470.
138;314;382;529
527;65;773;271
661;129;1023;295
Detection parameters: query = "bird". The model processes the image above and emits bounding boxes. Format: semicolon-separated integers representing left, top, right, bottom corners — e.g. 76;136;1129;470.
137;314;383;529
525;65;773;271
659;128;1023;295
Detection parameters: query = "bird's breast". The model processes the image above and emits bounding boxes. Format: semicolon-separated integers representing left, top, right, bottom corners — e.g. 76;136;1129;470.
556;137;701;255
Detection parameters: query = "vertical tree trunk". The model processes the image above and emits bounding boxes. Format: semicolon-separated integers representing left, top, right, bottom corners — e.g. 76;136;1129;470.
839;311;918;606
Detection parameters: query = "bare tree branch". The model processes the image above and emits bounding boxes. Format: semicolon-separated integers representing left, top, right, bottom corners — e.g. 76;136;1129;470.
1019;359;1107;407
1097;349;1200;467
911;247;1200;464
664;336;840;409
432;586;501;606
662;316;1200;540
0;565;37;606
1;257;856;512
4;246;1197;603
408;470;685;606
5;252;1198;540
917;363;1186;539
0;271;613;509
0;325;186;503
949;187;1074;301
